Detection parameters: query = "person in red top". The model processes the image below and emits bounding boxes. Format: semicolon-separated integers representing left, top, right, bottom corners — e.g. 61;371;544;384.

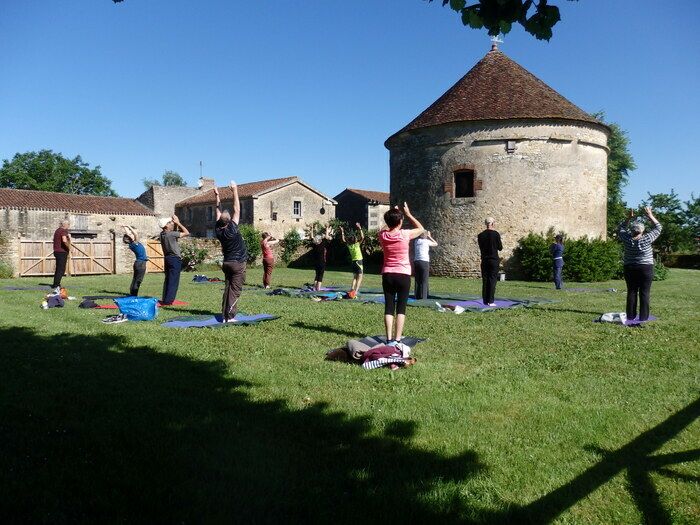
260;232;279;288
52;219;71;291
379;203;424;345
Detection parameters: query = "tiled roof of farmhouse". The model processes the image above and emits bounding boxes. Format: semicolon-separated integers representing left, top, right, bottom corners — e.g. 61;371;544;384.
0;188;156;215
176;176;299;206
339;188;390;204
388;49;603;142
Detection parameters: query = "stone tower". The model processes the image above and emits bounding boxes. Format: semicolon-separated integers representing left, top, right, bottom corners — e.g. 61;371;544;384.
385;47;609;277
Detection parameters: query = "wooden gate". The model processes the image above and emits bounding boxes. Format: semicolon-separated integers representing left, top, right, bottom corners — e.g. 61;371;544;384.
146;240;164;273
19;240;114;277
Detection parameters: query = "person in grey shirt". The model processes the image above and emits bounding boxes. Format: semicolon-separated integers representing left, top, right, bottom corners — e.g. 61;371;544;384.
159;214;189;305
617;206;662;321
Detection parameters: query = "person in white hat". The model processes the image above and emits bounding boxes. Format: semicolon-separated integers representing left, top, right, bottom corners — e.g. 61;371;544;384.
159;214;189;305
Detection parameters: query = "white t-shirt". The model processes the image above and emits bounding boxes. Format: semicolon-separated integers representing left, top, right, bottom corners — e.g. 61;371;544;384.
414;238;432;262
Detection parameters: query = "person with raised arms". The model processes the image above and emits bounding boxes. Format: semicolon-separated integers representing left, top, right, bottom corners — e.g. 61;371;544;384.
617;206;662;321
413;230;438;300
260;232;279;289
214;182;248;322
477;217;502;307
159;214;189;305
339;222;365;297
311;223;333;291
121;224;149;296
379;203;424;346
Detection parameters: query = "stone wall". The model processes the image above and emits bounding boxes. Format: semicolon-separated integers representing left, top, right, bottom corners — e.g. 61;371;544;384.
0;208;158;276
388;119;609;277
253;181;335;238
137;185;201;218
367;204;390;230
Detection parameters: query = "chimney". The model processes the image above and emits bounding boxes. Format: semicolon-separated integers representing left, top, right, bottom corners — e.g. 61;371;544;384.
198;177;216;191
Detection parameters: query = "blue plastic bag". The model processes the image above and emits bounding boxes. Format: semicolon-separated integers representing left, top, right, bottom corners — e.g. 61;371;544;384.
114;296;158;321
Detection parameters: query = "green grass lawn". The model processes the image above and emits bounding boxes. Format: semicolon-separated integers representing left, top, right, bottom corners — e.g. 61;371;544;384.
1;267;698;523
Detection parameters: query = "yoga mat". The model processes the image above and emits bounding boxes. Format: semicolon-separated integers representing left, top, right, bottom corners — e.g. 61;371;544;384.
356;335;425;348
87;299;188;309
161;313;279;328
625;315;658;326
564;287;618;293
157;300;189;307
593;315;658;326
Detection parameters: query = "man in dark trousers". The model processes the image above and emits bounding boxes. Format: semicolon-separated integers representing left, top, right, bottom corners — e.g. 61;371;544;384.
214;181;248;323
159;214;189;305
477;217;502;307
52;219;71;292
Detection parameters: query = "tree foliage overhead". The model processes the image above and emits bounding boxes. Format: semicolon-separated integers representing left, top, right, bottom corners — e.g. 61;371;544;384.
0;150;117;197
142;170;187;190
429;0;575;41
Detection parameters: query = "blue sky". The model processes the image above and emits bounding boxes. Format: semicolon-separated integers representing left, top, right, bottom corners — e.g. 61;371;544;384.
1;0;698;206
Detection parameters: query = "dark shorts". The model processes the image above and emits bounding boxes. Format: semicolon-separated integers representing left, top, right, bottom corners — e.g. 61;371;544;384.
382;273;411;316
352;260;363;275
314;264;325;282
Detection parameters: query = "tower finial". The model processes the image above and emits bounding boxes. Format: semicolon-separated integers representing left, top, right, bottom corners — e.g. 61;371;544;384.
490;34;503;51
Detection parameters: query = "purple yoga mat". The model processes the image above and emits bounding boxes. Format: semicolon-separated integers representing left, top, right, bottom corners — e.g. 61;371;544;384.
443;299;520;309
624;315;658;326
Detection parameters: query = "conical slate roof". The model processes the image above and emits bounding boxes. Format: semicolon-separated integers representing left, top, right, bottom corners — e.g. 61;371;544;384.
387;49;603;143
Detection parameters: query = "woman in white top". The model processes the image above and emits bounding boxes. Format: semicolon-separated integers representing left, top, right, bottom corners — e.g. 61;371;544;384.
413;231;438;300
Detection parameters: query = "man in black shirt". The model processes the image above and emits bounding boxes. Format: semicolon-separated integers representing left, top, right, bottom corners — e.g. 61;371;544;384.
214;181;248;322
477;217;503;307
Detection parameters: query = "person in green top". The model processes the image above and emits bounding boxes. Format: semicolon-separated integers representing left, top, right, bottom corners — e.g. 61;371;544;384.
339;223;365;297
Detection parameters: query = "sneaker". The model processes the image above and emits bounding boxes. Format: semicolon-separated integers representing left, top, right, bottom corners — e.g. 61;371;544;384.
486;303;497;307
102;314;128;324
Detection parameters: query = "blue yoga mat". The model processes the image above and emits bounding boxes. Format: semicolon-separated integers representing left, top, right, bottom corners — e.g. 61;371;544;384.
161;313;279;328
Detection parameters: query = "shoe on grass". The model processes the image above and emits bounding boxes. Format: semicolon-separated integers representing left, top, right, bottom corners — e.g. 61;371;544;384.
102;314;128;324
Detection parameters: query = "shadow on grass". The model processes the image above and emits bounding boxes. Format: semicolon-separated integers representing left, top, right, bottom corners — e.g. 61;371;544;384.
290;321;366;339
0;326;486;523
511;396;700;524
535;307;605;316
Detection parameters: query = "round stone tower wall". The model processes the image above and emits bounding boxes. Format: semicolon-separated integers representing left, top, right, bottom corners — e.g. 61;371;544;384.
387;119;609;277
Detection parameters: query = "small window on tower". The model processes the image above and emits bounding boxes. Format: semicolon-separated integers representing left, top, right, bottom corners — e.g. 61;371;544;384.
454;170;475;198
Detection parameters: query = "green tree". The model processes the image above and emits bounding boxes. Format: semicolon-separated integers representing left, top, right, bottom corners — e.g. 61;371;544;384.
684;194;700;241
642;191;695;254
0;150;116;196
142;170;187;190
429;0;576;41
594;112;636;237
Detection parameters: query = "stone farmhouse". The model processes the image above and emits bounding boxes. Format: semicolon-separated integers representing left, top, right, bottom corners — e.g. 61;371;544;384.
333;188;390;230
0;188;158;277
175;176;336;239
385;45;610;277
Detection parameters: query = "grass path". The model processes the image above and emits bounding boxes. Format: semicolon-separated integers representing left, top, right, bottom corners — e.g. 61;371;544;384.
1;267;698;523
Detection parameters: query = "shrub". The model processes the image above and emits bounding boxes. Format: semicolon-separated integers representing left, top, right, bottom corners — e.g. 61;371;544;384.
239;224;262;264
563;237;622;282
281;229;303;264
181;243;209;272
662;251;700;269
653;258;669;281
0;260;14;279
510;232;552;281
511;231;622;282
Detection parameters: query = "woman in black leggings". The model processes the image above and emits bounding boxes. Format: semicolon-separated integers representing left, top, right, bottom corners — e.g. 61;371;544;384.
378;203;424;345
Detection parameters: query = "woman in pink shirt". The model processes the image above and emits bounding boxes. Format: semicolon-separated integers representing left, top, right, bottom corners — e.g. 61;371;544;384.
379;203;424;345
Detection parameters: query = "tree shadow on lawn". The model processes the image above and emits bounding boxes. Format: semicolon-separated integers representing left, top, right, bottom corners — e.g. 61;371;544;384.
512;396;700;524
0;327;487;523
290;321;366;339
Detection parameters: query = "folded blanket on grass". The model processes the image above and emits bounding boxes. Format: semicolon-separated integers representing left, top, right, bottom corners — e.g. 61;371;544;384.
326;335;426;366
161;313;279;328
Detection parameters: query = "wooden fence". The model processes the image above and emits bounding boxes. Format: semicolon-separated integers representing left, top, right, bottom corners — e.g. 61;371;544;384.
19;240;114;277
